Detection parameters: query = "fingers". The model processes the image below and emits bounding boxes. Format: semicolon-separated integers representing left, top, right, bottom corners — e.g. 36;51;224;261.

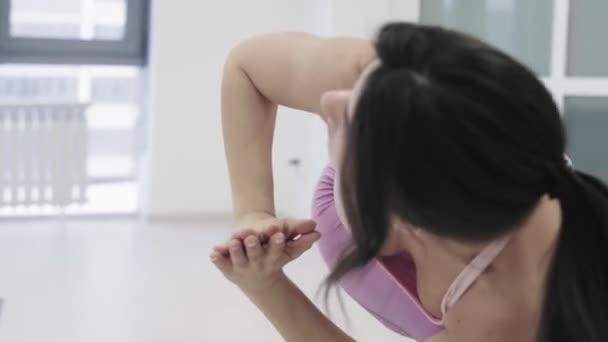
283;219;317;239
228;239;248;267
215;219;319;272
233;228;257;241
215;226;275;256
226;218;316;250
213;229;257;257
266;232;285;264
212;229;321;290
285;231;322;260
213;244;230;256
234;225;281;246
260;224;282;244
210;251;231;275
244;235;264;263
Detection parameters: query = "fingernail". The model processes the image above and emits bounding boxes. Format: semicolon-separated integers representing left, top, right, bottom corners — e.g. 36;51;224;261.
210;254;219;262
246;240;256;247
274;235;284;244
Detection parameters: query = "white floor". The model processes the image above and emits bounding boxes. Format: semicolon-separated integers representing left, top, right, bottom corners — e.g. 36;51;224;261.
0;219;410;342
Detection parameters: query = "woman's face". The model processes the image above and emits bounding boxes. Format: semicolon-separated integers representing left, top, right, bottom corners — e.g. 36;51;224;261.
320;60;377;166
319;62;411;256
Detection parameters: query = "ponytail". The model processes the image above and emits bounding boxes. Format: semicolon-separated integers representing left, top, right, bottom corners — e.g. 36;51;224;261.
538;170;608;341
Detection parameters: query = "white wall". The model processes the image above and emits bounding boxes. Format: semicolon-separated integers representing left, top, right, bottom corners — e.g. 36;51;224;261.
142;0;420;219
334;0;420;36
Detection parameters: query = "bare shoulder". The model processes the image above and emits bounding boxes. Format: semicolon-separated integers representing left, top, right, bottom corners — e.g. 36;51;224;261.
439;280;539;342
228;32;376;114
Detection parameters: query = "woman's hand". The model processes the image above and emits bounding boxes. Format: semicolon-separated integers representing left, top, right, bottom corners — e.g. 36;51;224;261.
210;228;321;295
211;226;355;342
213;213;317;256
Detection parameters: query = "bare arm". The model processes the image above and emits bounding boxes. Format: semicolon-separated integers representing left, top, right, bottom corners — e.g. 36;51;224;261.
246;275;355;342
219;32;373;342
221;32;375;220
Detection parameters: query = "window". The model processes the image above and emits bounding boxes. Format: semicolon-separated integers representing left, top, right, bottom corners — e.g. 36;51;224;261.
0;64;142;216
10;0;127;41
421;0;554;76
564;97;608;183
0;0;148;65
420;0;608;181
0;0;148;216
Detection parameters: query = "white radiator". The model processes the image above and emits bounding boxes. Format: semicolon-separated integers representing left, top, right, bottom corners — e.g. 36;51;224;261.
0;104;89;208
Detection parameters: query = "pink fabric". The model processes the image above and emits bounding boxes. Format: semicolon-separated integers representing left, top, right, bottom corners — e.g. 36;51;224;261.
440;235;511;316
378;253;419;300
311;164;511;340
312;164;443;341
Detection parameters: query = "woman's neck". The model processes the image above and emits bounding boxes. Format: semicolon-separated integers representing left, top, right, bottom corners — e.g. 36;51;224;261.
497;195;562;272
432;195;562;269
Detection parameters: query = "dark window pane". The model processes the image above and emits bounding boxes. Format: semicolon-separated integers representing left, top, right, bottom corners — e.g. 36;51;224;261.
564;97;608;182
420;0;554;76
567;0;608;76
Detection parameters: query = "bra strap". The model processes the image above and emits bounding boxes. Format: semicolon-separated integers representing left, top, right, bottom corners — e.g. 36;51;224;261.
440;235;512;318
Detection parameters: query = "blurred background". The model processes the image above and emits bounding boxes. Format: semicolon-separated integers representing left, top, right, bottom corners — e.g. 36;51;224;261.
0;0;605;341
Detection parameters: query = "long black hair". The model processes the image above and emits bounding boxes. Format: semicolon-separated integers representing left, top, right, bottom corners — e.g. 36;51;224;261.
328;22;608;341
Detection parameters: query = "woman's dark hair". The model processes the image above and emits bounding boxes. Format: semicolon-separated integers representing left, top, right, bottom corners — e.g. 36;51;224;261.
327;22;608;341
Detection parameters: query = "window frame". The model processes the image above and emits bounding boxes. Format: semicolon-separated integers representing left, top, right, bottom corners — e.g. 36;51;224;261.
417;0;608;179
540;0;608;112
0;0;149;65
417;0;608;111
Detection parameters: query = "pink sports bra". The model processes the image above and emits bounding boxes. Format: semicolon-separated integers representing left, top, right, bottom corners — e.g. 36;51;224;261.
312;164;512;340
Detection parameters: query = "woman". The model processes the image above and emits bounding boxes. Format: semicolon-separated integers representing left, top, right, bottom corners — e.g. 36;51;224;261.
210;22;608;342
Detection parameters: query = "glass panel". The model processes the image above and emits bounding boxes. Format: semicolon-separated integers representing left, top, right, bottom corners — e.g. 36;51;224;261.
88;129;133;156
91;77;138;103
10;0;82;16
11;23;81;40
567;0;608;76
9;0;126;41
0;74;78;102
420;0;554;76
93;25;124;40
0;64;140;180
0;64;140;215
564;97;608;182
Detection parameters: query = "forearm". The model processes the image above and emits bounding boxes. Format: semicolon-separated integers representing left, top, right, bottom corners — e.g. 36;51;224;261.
222;54;277;219
245;274;355;342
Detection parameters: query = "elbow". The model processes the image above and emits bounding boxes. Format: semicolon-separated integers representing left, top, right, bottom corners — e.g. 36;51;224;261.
224;34;265;72
224;44;245;75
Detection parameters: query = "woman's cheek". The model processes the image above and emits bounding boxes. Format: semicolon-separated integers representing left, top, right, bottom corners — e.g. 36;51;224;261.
327;117;346;167
333;166;350;230
327;119;350;227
